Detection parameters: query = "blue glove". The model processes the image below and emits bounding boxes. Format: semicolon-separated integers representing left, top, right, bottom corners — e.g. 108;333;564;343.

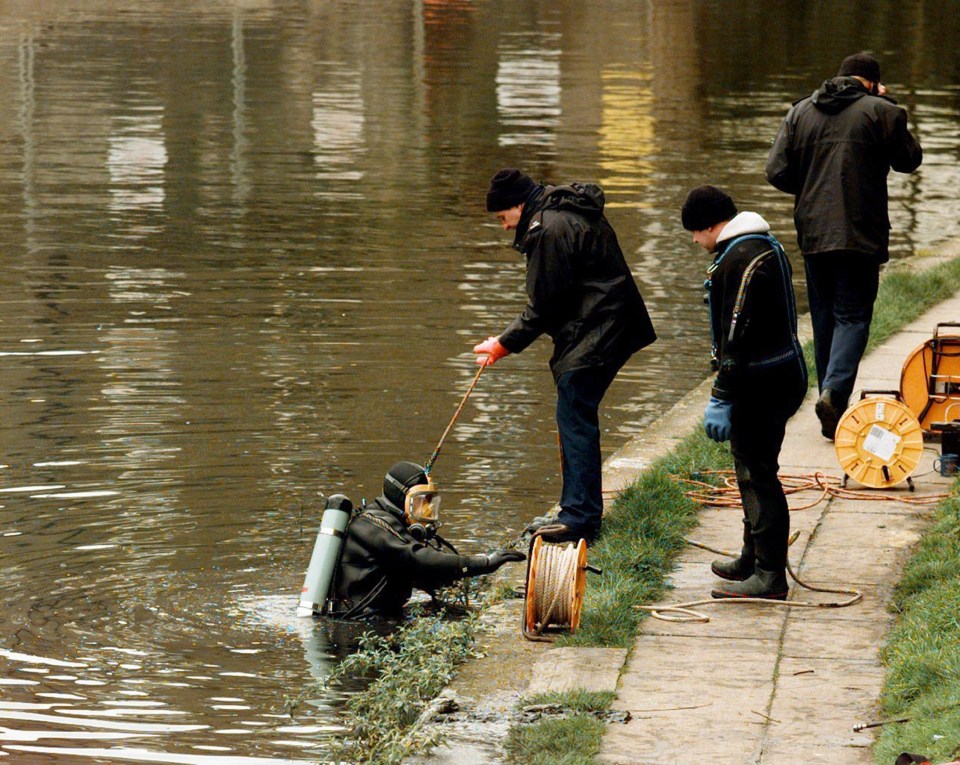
704;397;733;443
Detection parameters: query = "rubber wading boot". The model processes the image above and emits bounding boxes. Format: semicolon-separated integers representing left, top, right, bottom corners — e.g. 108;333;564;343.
815;388;846;441
711;519;754;581
711;555;754;582
710;567;789;600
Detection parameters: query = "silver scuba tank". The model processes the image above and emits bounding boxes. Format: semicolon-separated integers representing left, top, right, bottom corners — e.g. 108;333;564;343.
296;494;353;617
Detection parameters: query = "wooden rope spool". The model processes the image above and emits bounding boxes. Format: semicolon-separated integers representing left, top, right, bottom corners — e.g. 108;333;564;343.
522;536;588;641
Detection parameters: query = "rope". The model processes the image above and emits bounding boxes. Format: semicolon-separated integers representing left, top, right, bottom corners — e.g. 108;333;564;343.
424;364;484;475
525;540;584;640
630;468;952;623
667;470;948;509
637;536;863;623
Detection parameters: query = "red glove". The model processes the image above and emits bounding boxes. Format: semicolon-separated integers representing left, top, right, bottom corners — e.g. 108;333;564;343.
473;336;510;366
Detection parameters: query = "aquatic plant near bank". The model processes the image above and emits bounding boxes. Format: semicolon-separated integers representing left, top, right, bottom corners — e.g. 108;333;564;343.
322;600;481;764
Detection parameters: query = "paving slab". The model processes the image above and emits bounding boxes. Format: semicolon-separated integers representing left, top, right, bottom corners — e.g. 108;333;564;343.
525;647;628;695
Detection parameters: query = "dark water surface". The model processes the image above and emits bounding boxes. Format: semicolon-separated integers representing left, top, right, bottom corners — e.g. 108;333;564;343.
1;1;959;761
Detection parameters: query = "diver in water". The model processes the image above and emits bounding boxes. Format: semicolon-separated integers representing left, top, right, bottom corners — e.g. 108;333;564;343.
328;461;525;619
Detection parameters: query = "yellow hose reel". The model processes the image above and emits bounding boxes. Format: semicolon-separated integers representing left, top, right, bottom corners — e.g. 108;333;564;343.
834;391;924;489
522;536;590;641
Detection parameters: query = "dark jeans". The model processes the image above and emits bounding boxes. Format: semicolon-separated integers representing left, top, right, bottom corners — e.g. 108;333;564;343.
730;372;807;571
555;364;621;538
804;252;881;402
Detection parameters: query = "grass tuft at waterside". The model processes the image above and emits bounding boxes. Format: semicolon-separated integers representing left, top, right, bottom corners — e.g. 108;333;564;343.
319;598;481;765
504;690;615;765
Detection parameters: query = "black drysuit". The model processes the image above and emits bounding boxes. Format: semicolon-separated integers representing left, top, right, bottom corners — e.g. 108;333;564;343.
707;214;807;573
330;498;492;619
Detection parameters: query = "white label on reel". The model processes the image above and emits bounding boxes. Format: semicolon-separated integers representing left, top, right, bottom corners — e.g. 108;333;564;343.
864;424;900;462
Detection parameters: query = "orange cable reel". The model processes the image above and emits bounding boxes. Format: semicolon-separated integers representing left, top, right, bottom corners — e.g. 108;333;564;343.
900;321;960;433
834;391;924;489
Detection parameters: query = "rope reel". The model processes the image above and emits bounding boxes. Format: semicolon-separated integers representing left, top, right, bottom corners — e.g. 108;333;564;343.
834;390;924;489
522;536;589;641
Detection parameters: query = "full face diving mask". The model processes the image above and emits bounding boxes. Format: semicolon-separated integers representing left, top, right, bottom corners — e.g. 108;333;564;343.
404;477;441;537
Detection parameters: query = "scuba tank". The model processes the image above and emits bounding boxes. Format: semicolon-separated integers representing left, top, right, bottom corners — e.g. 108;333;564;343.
296;494;353;617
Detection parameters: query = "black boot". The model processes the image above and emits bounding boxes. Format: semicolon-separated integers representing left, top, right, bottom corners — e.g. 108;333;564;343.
711;518;754;581
815;388;847;441
710;567;788;600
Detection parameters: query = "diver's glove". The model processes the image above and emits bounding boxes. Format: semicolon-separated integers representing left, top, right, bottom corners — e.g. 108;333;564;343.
704;397;733;443
465;550;526;575
473;336;510;367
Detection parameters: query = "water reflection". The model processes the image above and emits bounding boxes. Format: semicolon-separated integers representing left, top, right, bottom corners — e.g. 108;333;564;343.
0;0;959;761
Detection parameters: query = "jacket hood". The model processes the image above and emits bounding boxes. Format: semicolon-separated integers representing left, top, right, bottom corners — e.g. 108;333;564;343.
716;211;770;245
543;182;605;221
810;76;877;114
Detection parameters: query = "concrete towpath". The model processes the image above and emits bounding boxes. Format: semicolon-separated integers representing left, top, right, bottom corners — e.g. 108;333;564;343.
598;272;960;763
411;246;960;765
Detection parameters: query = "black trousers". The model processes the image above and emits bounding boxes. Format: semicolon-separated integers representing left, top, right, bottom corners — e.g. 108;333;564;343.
804;252;881;402
555;363;621;538
730;370;807;570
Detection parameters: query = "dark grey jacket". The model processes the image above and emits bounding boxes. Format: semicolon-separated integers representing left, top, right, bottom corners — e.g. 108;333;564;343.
499;183;656;380
765;77;922;262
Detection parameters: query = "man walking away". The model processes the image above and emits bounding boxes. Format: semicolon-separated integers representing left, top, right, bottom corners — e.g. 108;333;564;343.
765;53;922;439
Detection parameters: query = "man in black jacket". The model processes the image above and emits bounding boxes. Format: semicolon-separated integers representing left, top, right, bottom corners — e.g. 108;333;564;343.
330;461;525;619
682;186;807;599
766;53;922;439
474;169;656;545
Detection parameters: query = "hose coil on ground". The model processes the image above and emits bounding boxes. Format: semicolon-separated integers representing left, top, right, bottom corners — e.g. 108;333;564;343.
522;536;588;641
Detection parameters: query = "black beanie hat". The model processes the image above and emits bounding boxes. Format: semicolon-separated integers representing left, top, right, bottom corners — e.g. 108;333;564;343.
838;53;882;83
681;186;738;231
486;168;537;212
383;461;427;509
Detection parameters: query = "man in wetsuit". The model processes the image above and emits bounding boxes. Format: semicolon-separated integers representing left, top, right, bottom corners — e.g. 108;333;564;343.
682;186;807;600
330;461;525;619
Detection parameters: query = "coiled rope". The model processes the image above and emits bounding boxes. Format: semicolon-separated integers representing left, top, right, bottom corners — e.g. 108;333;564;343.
633;469;948;623
523;536;588;641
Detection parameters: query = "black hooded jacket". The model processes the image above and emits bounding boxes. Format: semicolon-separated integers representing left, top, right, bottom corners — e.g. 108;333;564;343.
498;183;656;380
765;76;922;261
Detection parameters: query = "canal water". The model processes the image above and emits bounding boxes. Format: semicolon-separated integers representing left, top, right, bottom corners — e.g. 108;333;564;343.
0;1;958;761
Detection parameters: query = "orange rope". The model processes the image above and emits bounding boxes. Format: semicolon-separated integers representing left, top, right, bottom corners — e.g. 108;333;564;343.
605;470;948;510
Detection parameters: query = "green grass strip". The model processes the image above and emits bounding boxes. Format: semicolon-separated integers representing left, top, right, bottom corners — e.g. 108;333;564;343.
873;487;960;764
